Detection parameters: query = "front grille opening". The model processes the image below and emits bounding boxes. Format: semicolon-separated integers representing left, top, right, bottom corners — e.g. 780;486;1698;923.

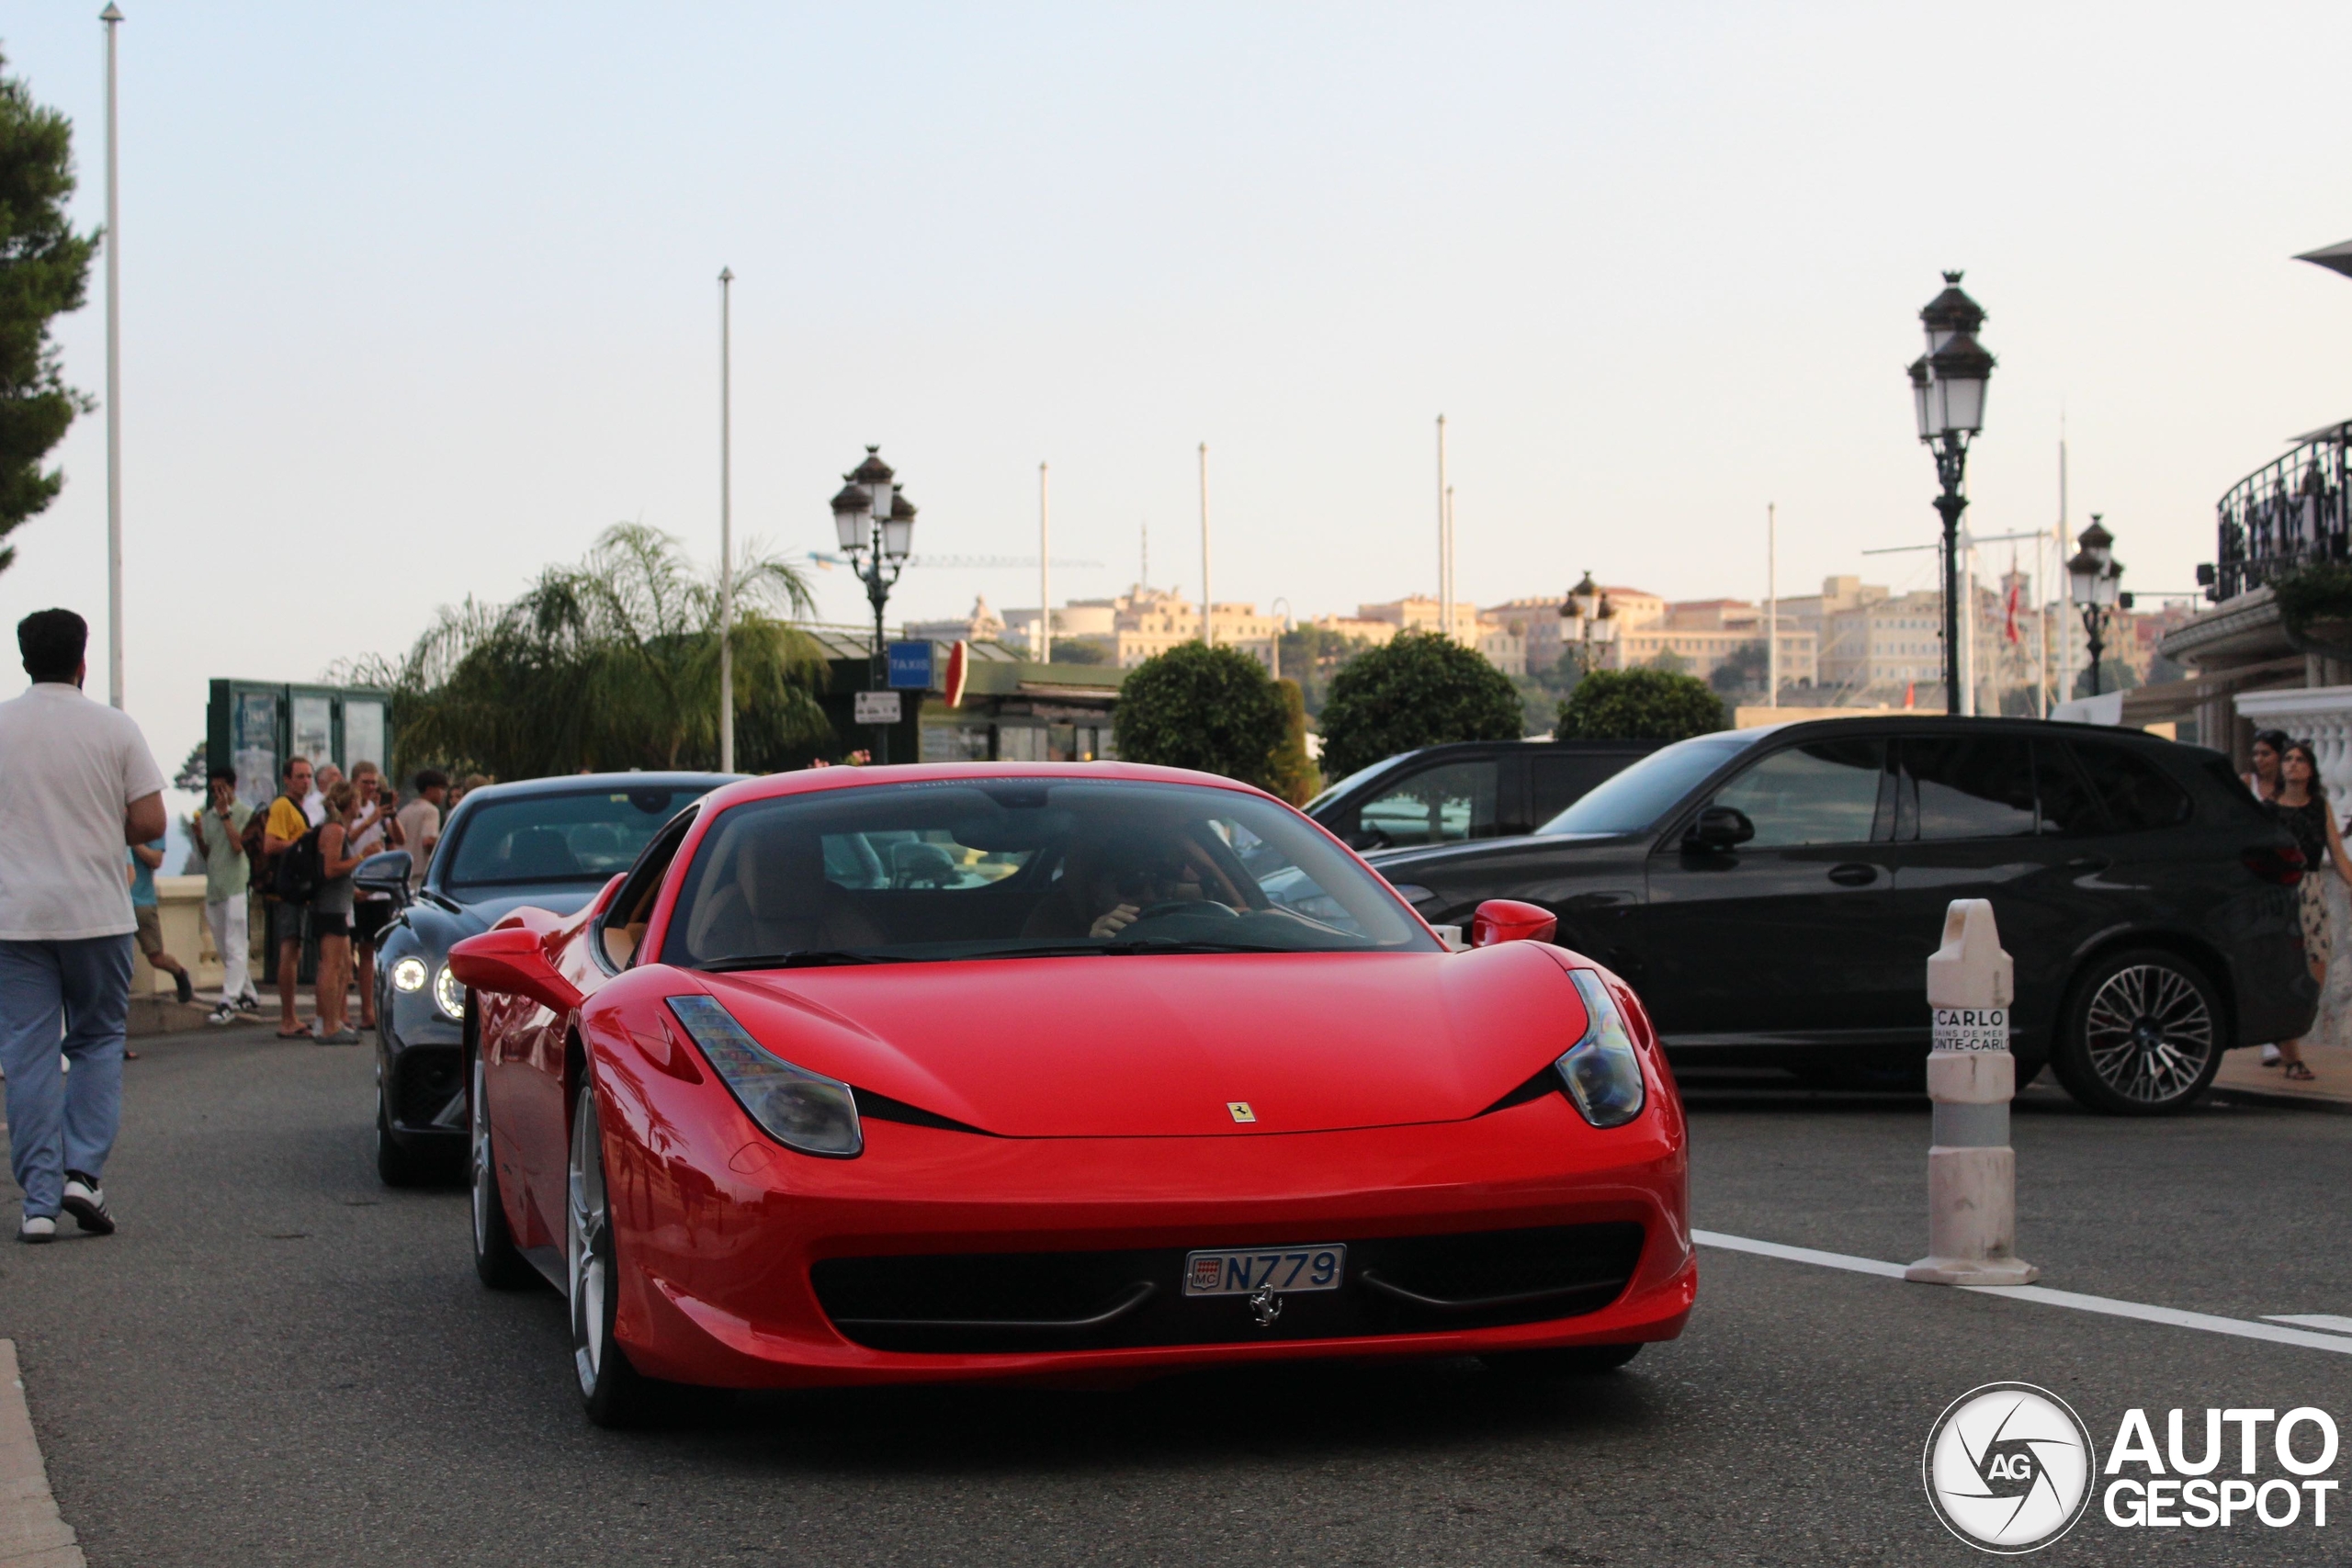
811;1223;1644;1354
390;1046;463;1131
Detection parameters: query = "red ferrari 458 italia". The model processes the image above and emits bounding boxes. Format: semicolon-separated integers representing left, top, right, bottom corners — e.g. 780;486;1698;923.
448;762;1692;1424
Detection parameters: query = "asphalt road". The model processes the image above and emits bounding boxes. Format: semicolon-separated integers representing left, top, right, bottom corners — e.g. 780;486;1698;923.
4;1031;2350;1567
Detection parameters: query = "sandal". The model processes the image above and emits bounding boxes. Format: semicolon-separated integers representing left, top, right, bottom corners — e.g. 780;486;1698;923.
2284;1062;2318;1082
276;1028;311;1041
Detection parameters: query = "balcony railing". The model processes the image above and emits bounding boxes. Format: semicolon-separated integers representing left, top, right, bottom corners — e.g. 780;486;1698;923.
2208;422;2352;602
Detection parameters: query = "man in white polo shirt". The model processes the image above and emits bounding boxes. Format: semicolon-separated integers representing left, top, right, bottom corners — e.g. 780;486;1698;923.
0;609;166;1244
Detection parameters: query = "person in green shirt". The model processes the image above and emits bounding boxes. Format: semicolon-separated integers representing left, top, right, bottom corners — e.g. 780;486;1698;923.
188;767;259;1024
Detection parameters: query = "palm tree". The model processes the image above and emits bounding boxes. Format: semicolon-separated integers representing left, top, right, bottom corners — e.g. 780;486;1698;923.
362;524;834;778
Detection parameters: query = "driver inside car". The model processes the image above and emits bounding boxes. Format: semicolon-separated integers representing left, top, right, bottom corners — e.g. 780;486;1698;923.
1022;830;1227;941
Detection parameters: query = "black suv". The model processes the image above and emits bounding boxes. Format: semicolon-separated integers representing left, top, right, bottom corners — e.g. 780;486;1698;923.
1305;739;1663;852
1366;718;2314;1114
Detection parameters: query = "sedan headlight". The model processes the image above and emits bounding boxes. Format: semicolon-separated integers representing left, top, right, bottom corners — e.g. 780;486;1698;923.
390;956;428;992
433;963;466;1021
667;995;863;1158
1556;969;1645;1128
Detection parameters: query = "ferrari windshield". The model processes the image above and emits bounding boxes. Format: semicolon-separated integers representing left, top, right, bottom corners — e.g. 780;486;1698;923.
662;777;1440;968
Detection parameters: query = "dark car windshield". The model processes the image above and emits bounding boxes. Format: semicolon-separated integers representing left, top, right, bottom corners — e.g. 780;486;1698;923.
663;777;1439;968
1537;731;1755;835
444;787;715;890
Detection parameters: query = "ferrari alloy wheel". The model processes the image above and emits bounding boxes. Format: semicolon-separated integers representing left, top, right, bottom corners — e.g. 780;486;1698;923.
2050;948;2224;1116
567;1078;658;1427
469;1051;535;1290
1480;1343;1644;1379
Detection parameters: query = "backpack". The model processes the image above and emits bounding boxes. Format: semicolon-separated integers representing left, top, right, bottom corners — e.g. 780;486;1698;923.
274;822;325;903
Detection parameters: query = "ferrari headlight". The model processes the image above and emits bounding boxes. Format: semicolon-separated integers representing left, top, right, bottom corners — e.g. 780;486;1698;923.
1556;969;1645;1128
433;963;466;1021
667;995;863;1158
391;956;428;992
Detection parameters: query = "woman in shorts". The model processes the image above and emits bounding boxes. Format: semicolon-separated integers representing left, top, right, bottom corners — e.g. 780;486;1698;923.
310;782;367;1044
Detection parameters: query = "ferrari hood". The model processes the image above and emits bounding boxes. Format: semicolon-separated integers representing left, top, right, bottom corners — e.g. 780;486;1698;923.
695;945;1591;1139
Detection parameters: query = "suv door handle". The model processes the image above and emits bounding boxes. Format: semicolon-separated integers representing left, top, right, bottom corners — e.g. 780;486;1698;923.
1826;863;1879;886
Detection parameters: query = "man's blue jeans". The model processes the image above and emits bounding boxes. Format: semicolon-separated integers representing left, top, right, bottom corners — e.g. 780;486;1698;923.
0;935;133;1219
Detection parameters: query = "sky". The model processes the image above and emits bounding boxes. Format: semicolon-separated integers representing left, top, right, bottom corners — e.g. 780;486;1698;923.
3;2;2352;782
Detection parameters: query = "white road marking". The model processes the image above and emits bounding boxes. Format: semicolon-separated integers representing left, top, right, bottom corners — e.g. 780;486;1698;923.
1693;1229;2352;1357
2263;1314;2352;1336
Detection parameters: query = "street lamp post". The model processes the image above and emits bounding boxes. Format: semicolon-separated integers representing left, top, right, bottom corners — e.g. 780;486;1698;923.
1559;570;1617;675
1269;596;1291;681
1908;272;1996;716
101;3;124;708
717;266;734;772
2065;515;2127;698
830;446;917;763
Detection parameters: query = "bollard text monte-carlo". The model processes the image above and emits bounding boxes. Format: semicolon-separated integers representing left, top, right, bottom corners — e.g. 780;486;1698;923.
1367;716;2315;1115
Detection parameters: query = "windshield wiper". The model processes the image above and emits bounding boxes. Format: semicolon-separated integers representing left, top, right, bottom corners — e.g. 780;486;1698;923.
697;950;910;972
956;939;1294;961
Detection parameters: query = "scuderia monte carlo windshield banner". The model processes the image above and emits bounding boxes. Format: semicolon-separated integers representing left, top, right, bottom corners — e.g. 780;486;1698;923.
1924;1383;2344;1552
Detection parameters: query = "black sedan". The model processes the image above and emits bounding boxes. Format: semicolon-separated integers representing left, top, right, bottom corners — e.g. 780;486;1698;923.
1367;717;2315;1113
355;772;733;1183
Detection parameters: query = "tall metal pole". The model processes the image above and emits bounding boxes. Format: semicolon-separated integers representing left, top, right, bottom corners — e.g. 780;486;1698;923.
1444;485;1456;641
717;267;734;772
1961;527;1977;716
2054;429;2070;705
1198;442;1211;645
101;4;123;709
1037;461;1050;661
1767;502;1779;707
1435;414;1449;638
1935;440;1968;716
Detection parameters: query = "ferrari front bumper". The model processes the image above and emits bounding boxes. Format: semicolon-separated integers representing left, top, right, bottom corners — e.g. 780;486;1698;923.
596;1065;1692;1390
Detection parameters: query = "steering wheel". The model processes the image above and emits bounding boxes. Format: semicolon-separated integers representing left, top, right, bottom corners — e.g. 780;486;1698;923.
1133;898;1238;921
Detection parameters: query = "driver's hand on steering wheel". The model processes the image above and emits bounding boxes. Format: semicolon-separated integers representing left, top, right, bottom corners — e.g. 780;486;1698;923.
1089;903;1142;940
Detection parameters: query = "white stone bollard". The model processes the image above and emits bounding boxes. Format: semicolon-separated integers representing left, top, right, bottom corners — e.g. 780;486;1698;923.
1905;898;2040;1287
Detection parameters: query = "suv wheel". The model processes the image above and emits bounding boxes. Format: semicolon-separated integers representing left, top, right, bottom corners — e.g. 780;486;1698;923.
2050;948;2224;1115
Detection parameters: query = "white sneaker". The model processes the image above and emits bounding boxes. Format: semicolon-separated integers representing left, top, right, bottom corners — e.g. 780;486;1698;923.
207;1002;238;1027
2262;1044;2283;1066
17;1214;56;1244
62;1174;113;1235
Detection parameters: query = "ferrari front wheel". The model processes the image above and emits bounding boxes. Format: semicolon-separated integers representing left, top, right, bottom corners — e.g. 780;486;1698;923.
469;1051;536;1291
568;1078;659;1427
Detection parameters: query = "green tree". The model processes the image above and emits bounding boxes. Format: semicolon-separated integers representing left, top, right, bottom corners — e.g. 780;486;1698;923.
1317;630;1525;782
0;54;97;575
1557;667;1727;740
1112;641;1286;790
1709;641;1770;698
1276;624;1374;717
352;524;831;778
1269;677;1318;806
1646;647;1691;675
1048;637;1110;665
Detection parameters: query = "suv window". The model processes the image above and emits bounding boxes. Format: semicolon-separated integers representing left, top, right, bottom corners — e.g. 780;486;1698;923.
2032;741;2106;835
1901;736;2038;840
1706;739;1888;849
2071;741;2192;831
1351;759;1500;850
1530;751;1635;826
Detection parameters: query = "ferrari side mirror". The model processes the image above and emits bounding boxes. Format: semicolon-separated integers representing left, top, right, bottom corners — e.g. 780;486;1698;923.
1470;899;1558;948
449;925;584;1017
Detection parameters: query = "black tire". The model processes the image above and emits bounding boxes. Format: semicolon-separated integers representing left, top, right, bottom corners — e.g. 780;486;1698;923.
2049;946;2225;1116
469;1049;537;1291
569;1078;663;1427
1481;1342;1643;1380
375;1094;433;1188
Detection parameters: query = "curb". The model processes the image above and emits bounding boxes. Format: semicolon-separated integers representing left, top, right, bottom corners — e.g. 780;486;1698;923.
2209;1085;2352;1116
0;1340;84;1566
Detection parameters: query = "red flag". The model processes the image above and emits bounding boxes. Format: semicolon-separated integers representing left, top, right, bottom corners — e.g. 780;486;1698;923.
1904;681;1916;710
944;640;969;708
2004;579;2021;644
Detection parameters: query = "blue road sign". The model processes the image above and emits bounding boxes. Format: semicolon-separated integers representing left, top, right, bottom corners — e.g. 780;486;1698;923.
887;640;936;690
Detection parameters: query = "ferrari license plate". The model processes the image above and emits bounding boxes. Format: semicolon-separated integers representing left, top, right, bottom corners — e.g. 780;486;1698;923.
1182;1243;1346;1297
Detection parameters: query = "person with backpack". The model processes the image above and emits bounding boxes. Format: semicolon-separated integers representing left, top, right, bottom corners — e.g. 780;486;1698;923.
309;781;366;1044
262;756;317;1039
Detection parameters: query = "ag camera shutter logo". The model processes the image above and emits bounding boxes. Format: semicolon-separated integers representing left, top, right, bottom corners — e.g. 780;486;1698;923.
1924;1382;2097;1553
